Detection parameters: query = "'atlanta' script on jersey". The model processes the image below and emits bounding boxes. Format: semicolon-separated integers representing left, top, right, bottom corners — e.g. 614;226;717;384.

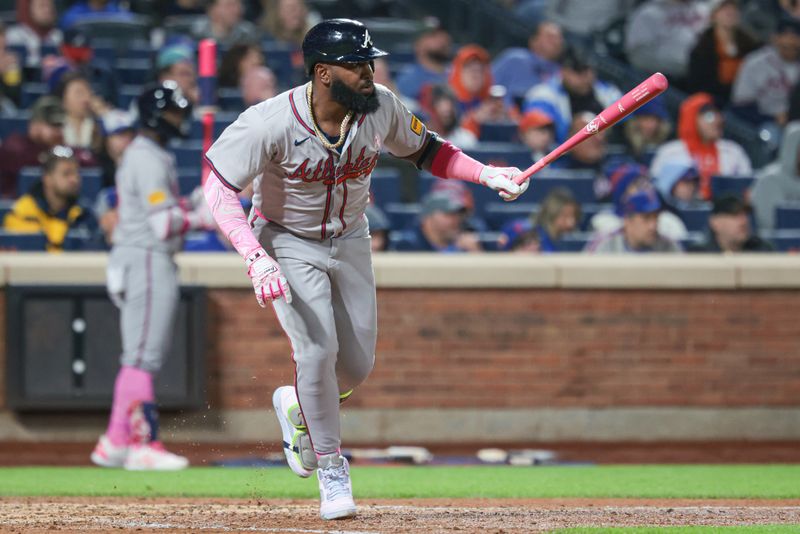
287;146;379;186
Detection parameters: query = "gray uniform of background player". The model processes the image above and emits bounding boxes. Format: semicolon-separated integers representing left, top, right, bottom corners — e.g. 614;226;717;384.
205;82;426;454
107;135;186;374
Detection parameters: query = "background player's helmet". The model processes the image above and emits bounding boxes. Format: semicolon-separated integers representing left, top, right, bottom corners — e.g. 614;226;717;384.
137;81;192;142
302;18;388;76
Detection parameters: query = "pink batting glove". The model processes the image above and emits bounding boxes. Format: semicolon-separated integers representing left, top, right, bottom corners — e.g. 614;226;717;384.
246;249;292;306
478;166;530;201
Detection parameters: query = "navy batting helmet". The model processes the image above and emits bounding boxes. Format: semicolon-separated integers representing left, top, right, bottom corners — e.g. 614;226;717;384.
302;19;388;76
137;81;192;142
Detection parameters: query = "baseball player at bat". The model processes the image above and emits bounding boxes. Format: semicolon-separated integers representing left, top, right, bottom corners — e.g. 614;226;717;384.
91;81;215;470
203;19;530;520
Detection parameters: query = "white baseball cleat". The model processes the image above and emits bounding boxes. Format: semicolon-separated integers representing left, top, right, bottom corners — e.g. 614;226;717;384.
273;385;317;478
317;454;357;520
90;434;128;468
123;442;189;471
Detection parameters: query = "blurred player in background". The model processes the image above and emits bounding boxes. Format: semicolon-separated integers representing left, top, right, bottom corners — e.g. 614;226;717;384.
91;81;214;471
203;18;529;520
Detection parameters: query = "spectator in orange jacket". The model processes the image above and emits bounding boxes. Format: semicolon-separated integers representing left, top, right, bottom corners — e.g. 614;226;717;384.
449;45;519;138
650;92;752;200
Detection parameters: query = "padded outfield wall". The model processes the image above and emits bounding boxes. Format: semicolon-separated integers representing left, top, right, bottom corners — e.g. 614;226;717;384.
0;253;799;443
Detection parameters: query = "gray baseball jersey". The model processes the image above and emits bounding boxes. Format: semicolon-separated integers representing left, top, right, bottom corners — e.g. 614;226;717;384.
205;82;427;240
112;136;183;254
108;134;184;373
204;82;427;453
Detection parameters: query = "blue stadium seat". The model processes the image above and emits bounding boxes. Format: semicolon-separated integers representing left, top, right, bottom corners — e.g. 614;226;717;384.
0;231;47;251
384;202;421;230
775;204;800;230
79;168;103;201
17;167;41;195
218;88;245;112
117;84;142;108
465;143;533;169
483;202;536;231
680;231;706;250
580;203;614;231
369;168;402;206
478;232;503;251
21;83;47;109
0;112;30;139
177;169;201;196
0;199;13;222
677;204;712;232
115;59;153;85
760;230;800;252
122;44;155;61
262;42;297;88
63;228;96;251
711;175;754;199
557;233;592;252
479;123;518;143
170;142;204;168
527;169;597;204
388;229;418;251
8;45;27;68
189;112;239;140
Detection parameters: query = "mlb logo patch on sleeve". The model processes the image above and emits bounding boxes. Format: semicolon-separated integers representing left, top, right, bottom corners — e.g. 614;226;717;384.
410;115;423;136
148;191;167;205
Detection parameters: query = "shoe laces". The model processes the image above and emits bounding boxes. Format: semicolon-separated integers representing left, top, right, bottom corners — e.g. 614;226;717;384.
319;463;349;500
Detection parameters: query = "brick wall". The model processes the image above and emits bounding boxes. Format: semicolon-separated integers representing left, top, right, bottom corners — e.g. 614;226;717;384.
205;288;800;410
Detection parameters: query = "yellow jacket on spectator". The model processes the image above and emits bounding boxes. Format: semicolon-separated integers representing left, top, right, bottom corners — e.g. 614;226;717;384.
3;182;97;251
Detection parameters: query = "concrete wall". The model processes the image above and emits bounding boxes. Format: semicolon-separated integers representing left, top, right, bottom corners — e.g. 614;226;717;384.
1;253;799;443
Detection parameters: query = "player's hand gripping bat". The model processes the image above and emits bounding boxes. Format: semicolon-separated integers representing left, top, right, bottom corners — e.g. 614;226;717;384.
513;72;668;185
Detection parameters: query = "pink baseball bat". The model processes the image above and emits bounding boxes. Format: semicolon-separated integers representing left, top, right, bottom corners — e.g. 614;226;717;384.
514;72;669;185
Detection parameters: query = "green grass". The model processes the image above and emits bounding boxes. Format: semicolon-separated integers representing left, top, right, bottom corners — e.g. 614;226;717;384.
0;465;798;499
555;528;800;534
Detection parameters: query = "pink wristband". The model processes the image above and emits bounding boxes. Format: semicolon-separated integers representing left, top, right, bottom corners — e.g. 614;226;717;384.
430;141;483;184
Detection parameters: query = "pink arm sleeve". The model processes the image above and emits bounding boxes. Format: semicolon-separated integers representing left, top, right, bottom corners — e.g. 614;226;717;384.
429;140;484;184
203;173;263;259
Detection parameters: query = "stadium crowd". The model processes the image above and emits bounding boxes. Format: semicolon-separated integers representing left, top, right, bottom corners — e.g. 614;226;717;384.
1;0;799;253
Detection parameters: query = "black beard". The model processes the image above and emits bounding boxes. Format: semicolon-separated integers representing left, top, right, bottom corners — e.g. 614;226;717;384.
330;79;381;114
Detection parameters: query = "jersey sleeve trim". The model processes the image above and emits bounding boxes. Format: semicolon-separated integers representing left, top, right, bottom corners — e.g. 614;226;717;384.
289;89;315;135
203;154;244;192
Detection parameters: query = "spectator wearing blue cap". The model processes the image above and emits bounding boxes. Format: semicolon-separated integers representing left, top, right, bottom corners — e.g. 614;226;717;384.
653;161;704;210
731;15;800;125
585;185;682;253
687;0;758;107
622;97;672;164
589;163;689;242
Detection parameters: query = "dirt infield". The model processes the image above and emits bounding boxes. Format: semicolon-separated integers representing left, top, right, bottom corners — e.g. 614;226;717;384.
1;497;798;533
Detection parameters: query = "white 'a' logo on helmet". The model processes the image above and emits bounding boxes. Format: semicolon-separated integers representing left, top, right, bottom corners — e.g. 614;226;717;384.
362;29;372;48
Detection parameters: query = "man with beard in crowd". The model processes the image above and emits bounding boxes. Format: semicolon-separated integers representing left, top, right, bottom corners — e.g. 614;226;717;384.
202;18;530;521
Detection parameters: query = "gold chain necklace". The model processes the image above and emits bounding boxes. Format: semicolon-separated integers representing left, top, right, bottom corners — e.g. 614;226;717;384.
306;83;353;151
